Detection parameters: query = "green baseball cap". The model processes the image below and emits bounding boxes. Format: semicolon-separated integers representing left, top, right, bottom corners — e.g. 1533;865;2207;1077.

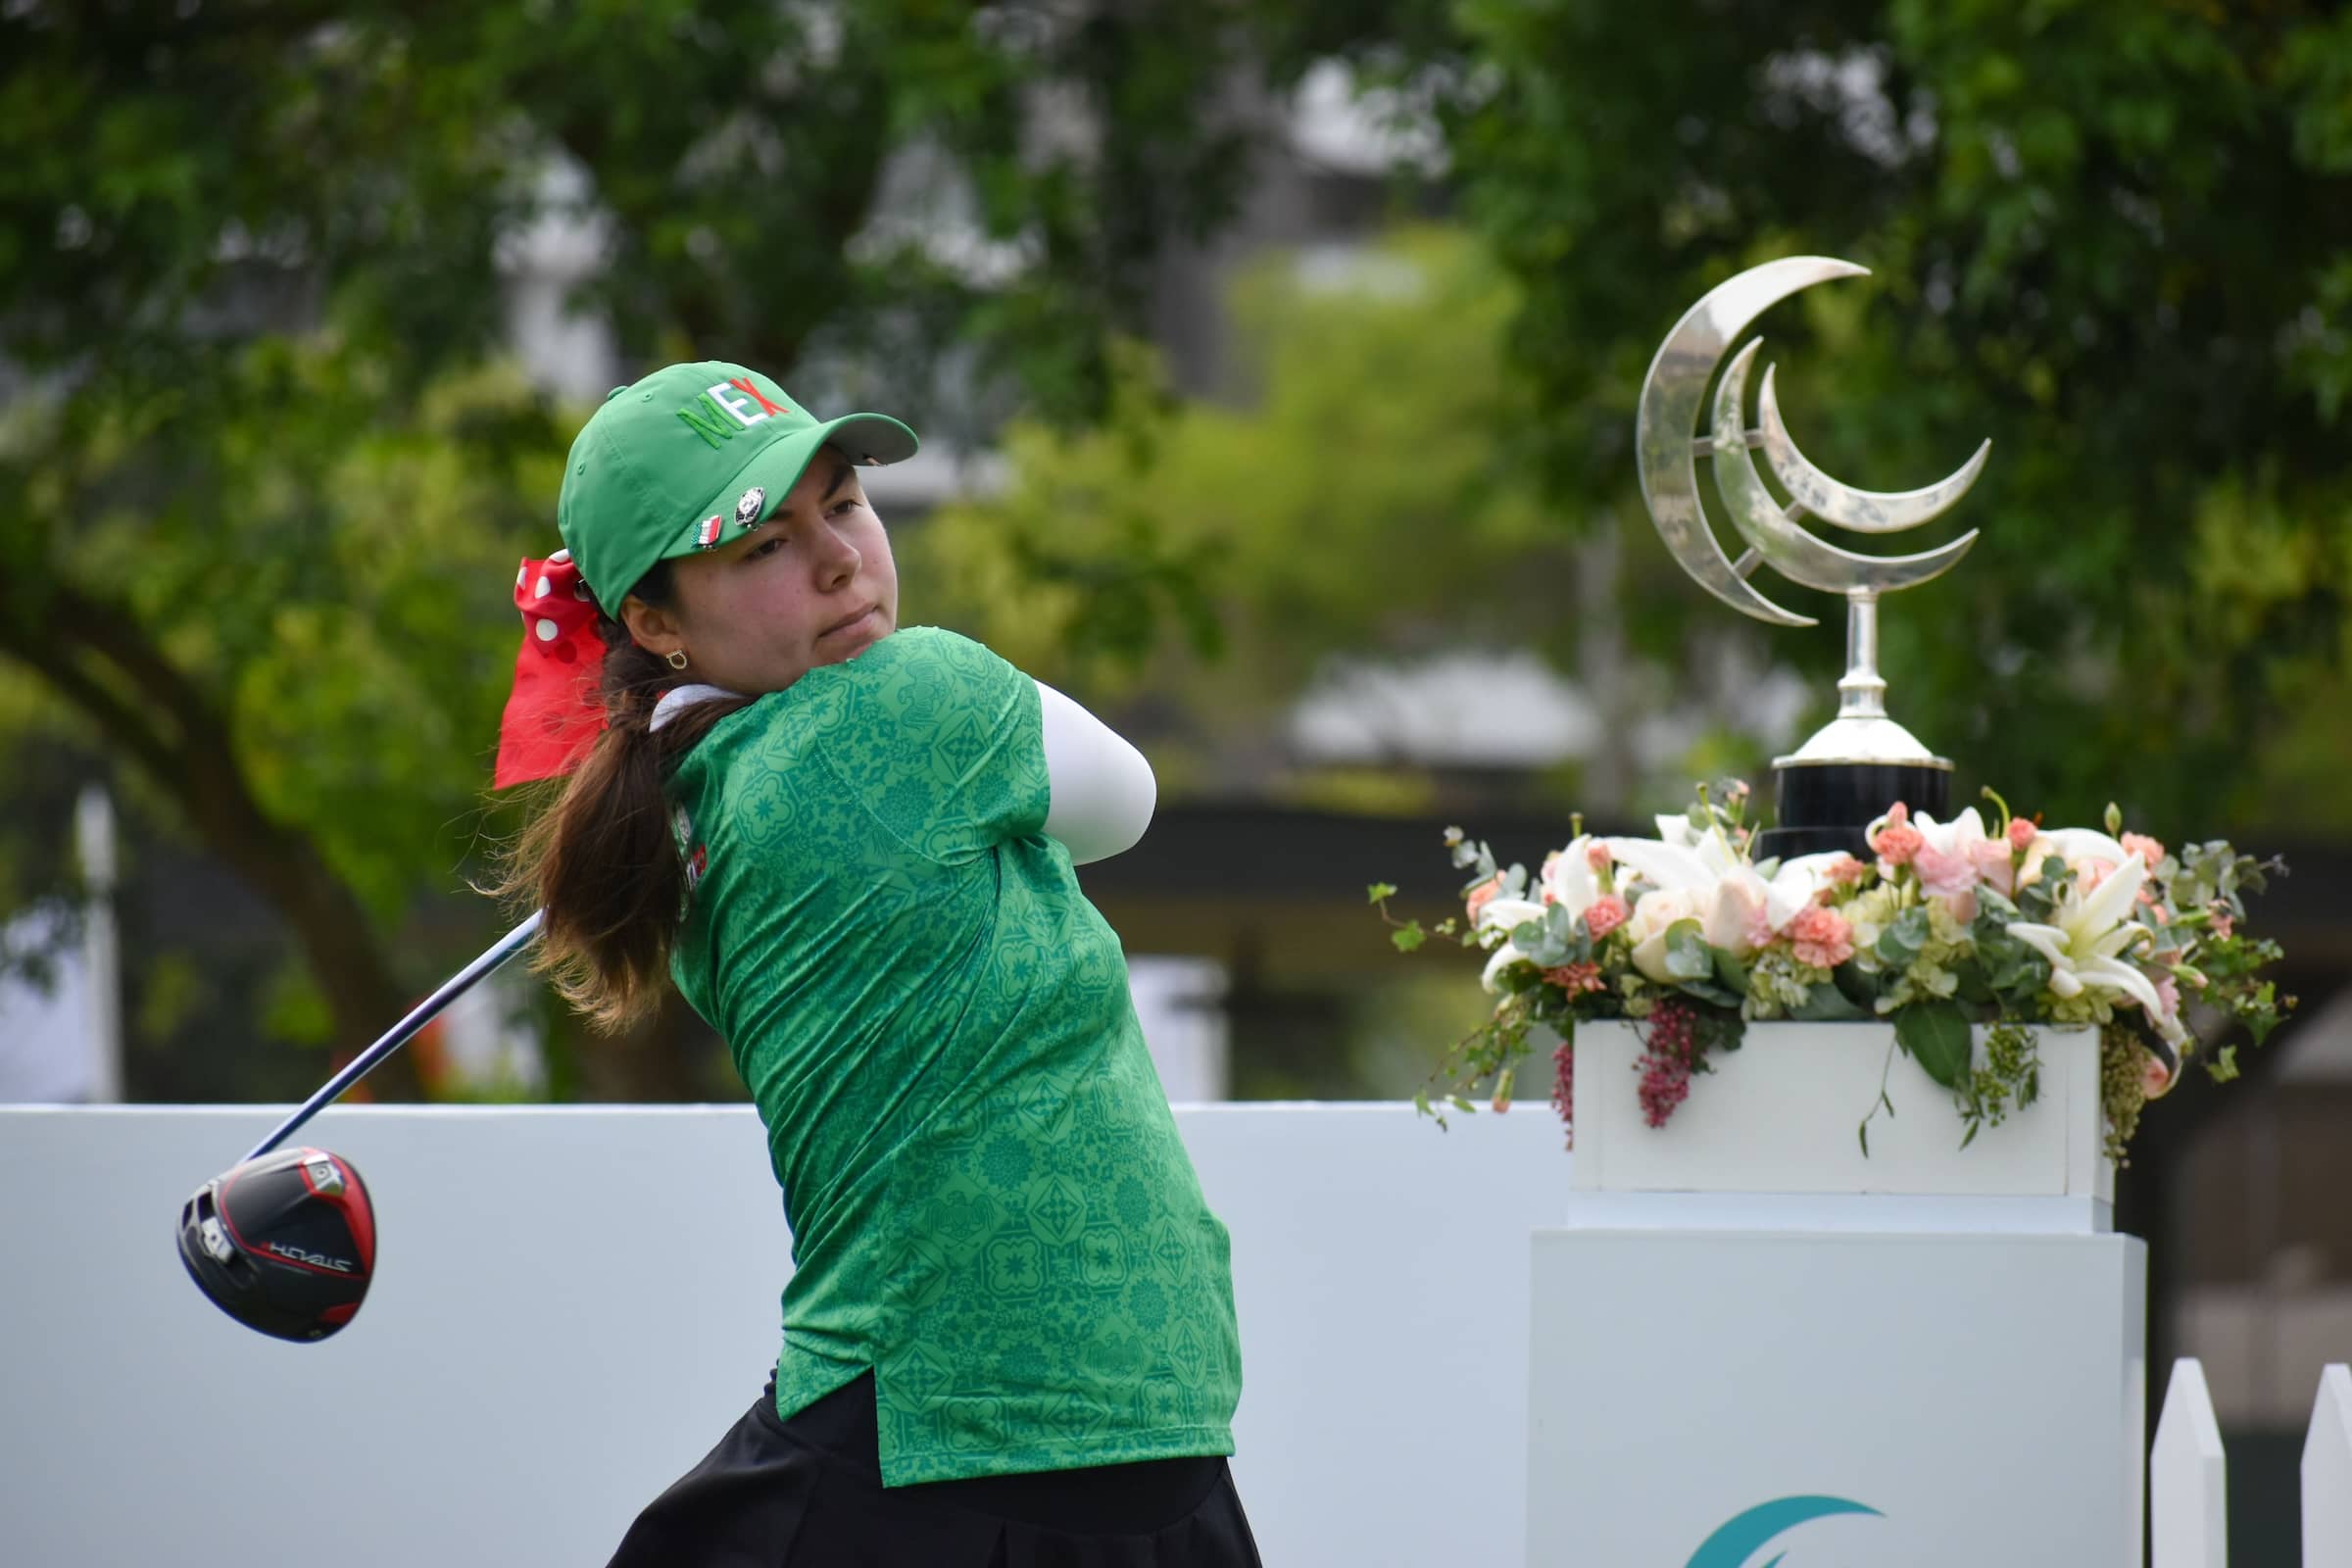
556;361;919;610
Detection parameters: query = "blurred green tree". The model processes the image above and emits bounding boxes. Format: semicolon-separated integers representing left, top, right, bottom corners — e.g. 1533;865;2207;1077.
911;229;1633;812
946;3;2352;837
1411;0;2352;835
0;1;1385;1094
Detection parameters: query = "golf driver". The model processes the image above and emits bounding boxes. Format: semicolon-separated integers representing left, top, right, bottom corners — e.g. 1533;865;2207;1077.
176;909;544;1341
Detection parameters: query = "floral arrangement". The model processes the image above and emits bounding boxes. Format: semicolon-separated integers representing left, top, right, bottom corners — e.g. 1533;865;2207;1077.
1369;783;2291;1160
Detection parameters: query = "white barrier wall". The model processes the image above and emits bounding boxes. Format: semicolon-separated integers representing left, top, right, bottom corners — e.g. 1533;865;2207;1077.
0;1103;1565;1568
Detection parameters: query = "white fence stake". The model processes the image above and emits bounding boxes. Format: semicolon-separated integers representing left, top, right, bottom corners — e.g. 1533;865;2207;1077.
2152;1357;2228;1568
2307;1363;2352;1567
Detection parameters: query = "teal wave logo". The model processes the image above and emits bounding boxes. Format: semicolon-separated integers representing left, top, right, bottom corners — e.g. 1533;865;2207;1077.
1685;1494;1882;1568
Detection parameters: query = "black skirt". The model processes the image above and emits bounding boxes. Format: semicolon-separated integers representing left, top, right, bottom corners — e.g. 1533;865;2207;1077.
605;1372;1263;1567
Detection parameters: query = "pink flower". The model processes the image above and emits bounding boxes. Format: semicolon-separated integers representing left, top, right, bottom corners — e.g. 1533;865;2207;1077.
1726;779;1751;805
1543;961;1606;996
2209;905;2234;940
1966;835;2017;895
1817;854;1868;891
1583;894;1631;940
1465;874;1502;921
1913;843;1980;899
1870;803;1925;868
1785;905;1856;969
2074;858;2116;895
2149;971;2182;1022
2142;1053;2175;1101
2121;831;2166;870
1586;841;1612;873
2007;816;2037;852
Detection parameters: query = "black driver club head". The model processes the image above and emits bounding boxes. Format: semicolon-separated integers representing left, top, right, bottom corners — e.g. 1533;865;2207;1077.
177;1147;375;1342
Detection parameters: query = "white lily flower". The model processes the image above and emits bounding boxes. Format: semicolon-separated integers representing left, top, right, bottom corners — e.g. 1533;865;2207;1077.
2020;826;2132;887
1915;807;1992;858
1606;825;1744;894
1480;942;1517;992
1604;827;1824;970
2036;827;2132;864
1757;859;1824;929
1539;834;1603;919
2007;854;2163;1012
1470;893;1550;995
1475;896;1547;936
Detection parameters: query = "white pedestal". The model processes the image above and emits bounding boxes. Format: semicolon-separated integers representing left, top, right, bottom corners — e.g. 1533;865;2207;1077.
1526;1228;2146;1567
1530;1021;2145;1567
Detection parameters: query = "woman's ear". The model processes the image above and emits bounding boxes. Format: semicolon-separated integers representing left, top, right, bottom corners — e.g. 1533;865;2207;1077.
618;594;683;659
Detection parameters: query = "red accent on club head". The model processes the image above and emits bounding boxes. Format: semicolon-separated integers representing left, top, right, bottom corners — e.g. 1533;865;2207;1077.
318;1302;361;1327
337;1156;375;1272
290;1148;375;1273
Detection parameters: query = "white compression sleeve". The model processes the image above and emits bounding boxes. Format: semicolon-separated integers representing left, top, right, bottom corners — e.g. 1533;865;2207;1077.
1034;678;1156;864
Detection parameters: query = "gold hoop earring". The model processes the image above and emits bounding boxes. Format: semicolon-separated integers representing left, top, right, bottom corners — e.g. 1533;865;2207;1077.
664;649;690;671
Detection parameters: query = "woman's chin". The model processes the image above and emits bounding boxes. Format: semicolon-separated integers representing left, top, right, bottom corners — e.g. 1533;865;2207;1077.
823;609;890;661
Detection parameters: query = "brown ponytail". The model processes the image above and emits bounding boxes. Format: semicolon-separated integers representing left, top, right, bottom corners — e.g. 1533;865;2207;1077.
495;560;753;1031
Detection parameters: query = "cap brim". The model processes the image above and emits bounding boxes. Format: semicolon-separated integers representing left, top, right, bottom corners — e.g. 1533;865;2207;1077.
658;413;920;563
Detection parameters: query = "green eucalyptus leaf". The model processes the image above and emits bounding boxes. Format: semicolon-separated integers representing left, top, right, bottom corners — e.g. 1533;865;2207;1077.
1875;906;1932;966
1663;919;1712;981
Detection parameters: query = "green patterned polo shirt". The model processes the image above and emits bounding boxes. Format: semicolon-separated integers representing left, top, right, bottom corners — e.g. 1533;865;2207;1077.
664;625;1242;1486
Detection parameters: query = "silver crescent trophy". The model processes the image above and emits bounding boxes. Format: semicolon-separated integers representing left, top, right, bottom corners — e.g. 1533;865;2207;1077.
1635;256;1990;858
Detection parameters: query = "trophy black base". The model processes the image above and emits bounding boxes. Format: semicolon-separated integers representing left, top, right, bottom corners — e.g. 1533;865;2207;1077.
1751;759;1952;863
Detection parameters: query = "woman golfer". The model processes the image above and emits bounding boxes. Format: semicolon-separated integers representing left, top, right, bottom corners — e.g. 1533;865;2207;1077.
496;362;1255;1565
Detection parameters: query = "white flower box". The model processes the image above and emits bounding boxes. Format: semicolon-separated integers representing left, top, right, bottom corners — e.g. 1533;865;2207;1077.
1567;1019;2110;1201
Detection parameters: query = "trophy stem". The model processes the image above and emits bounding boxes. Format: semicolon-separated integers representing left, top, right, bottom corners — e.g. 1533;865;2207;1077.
1838;591;1886;722
1753;586;1951;861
